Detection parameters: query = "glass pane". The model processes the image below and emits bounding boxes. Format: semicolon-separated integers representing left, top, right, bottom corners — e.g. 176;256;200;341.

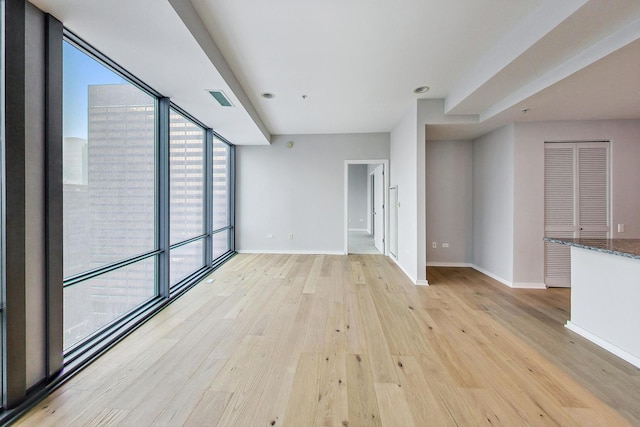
170;239;205;287
63;257;156;349
170;110;205;244
213;229;230;261
212;138;230;230
63;41;156;278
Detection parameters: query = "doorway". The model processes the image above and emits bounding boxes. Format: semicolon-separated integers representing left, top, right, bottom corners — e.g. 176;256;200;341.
344;160;389;255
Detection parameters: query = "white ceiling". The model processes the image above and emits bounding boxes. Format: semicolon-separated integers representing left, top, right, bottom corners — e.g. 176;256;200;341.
29;0;640;144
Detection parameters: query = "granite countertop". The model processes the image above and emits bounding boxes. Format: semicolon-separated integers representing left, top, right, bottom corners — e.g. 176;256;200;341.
544;237;640;259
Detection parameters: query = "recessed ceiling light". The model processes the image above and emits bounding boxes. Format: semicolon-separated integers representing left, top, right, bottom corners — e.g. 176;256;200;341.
413;86;430;94
261;92;275;99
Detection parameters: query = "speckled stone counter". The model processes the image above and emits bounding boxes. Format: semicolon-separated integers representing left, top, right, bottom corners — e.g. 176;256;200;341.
543;238;640;259
545;237;640;368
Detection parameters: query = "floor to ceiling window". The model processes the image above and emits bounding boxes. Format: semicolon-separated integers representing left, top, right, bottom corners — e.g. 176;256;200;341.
169;108;206;288
60;32;235;360
212;137;232;259
62;40;158;351
0;7;235;419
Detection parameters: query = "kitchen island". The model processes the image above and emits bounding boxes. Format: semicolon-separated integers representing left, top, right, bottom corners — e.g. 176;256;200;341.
545;238;640;368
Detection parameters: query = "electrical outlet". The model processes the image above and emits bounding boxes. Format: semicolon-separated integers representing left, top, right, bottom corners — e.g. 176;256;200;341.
266;234;274;239
432;241;437;249
288;233;293;240
442;243;449;248
618;224;625;233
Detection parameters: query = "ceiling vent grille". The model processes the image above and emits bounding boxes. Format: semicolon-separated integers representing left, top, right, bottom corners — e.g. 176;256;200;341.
208;90;233;107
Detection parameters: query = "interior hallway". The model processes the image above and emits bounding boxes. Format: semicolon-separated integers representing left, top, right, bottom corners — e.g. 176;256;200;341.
14;254;640;426
348;230;380;254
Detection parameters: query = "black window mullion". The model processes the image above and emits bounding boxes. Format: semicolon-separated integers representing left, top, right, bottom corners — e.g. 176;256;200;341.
157;97;170;299
205;128;213;266
229;144;236;252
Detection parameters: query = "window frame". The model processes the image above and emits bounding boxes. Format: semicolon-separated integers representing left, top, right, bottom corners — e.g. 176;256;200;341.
59;30;236;363
167;104;207;289
61;32;163;355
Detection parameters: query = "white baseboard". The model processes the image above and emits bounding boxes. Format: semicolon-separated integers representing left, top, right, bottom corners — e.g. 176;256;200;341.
236;249;345;255
470;264;513;288
389;256;429;286
427;262;473;267
566;321;640;369
511;282;547;289
426;263;544;289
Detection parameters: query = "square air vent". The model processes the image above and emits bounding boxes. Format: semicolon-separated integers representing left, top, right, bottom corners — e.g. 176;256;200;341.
208;90;234;107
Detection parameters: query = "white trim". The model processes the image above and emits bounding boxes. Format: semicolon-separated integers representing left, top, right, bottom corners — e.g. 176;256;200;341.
389;255;428;286
348;228;369;232
470;264;513;287
236;249;345;255
344;160;390;257
426;263;545;289
566;321;640;369
427;262;473;267
511;282;547;289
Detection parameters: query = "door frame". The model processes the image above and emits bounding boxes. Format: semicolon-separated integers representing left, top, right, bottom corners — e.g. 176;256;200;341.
344;159;389;255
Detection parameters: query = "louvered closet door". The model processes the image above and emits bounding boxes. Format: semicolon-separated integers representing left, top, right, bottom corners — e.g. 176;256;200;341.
545;144;576;287
577;144;610;238
544;142;610;287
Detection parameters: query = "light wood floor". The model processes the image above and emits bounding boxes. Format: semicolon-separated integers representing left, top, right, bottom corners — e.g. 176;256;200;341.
15;254;640;426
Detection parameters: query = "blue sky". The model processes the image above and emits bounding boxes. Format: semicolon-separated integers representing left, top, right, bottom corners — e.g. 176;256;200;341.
63;41;128;139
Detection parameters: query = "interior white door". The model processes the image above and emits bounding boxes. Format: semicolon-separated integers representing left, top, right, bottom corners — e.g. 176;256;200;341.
373;165;384;253
544;142;610;287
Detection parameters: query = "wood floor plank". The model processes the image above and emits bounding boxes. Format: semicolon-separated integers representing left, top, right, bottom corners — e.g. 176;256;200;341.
182;390;232;427
14;256;640;426
17;388;118;427
315;352;348;427
346;352;382;427
283;352;321;426
392;355;456;426
302;256;324;294
149;356;227;426
374;382;415;427
73;408;129;427
354;282;398;384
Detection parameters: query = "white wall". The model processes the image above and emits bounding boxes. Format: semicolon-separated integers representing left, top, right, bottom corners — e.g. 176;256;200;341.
513;119;640;285
348;164;368;230
236;133;389;253
426;140;473;266
472;124;515;284
390;105;419;282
